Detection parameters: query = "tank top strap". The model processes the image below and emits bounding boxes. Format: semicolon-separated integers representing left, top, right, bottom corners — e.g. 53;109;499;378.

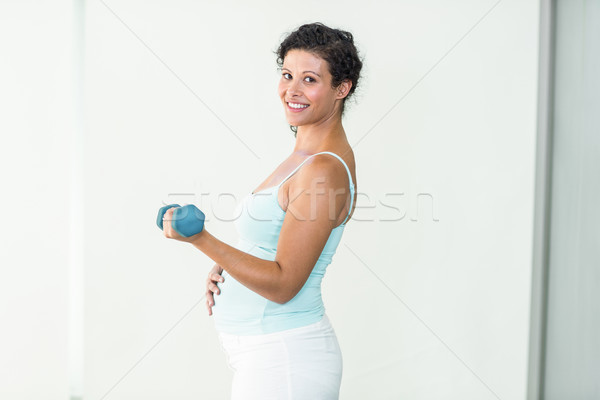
277;151;355;225
275;153;319;188
318;152;355;225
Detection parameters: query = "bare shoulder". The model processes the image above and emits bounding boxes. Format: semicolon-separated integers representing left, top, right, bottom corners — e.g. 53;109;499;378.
283;149;357;226
318;148;356;191
295;151;354;190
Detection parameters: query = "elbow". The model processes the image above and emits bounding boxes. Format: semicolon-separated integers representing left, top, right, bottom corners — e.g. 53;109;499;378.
272;297;288;305
272;286;300;305
271;290;292;305
270;261;300;304
270;261;290;304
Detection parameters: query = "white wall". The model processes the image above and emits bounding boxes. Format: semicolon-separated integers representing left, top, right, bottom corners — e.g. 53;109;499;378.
0;0;540;399
0;1;73;399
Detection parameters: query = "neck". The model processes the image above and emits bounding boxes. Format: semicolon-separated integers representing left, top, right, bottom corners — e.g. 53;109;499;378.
292;114;346;155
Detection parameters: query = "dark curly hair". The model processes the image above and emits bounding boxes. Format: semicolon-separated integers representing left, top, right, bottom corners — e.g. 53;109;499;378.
274;22;364;137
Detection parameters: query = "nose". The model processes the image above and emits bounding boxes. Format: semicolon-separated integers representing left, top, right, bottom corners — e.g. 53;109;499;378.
287;77;302;96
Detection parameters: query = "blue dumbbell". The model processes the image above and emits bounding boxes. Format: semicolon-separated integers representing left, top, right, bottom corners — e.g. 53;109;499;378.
156;203;205;238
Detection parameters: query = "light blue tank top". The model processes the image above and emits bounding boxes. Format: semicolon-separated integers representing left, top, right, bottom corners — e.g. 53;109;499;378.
212;151;355;335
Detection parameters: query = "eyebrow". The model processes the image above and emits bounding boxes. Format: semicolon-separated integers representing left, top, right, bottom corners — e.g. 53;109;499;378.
281;67;321;78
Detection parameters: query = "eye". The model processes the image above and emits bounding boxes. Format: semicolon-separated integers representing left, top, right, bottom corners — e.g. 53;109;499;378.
281;73;316;83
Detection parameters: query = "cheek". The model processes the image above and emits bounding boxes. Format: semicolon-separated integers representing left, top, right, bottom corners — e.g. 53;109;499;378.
277;82;287;98
305;88;326;104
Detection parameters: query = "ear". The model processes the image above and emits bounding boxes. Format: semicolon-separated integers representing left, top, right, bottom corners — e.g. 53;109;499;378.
336;79;352;100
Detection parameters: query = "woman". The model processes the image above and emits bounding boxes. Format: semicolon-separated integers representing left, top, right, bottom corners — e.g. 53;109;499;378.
163;22;363;399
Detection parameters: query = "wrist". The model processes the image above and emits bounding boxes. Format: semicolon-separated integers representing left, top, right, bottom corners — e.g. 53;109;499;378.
189;228;208;248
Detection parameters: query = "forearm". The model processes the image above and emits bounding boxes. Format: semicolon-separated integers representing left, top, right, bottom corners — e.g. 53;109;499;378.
190;230;286;303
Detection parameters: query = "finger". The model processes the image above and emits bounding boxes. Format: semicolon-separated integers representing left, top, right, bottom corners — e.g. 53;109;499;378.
208;282;220;295
206;292;214;315
163;215;180;240
206;274;223;285
163;218;171;237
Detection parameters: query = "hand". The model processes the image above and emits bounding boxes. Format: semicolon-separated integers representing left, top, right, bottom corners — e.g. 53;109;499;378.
162;207;202;243
206;263;224;316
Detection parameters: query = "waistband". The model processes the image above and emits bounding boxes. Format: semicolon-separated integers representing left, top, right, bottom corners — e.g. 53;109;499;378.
217;313;334;345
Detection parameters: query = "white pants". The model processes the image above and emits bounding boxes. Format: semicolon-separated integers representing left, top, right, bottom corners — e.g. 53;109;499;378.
217;314;343;400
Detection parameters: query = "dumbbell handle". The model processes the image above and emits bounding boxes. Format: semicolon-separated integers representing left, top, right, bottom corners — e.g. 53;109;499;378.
156;204;205;238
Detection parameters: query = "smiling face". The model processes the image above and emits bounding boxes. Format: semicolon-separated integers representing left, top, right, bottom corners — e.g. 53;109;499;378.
277;49;345;128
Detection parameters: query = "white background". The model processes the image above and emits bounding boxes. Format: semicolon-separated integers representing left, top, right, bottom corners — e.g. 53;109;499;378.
0;0;539;399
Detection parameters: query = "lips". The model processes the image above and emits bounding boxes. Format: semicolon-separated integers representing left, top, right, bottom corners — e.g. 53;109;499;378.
287;102;310;112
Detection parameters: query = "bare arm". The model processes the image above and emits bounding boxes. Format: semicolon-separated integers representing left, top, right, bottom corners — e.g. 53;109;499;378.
171;157;350;304
191;230;287;303
271;157;349;301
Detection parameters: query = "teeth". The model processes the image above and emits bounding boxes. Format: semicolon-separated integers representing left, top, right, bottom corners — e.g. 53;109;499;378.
288;102;309;109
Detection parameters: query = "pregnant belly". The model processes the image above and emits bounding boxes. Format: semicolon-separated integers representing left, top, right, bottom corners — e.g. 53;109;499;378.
211;270;268;327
